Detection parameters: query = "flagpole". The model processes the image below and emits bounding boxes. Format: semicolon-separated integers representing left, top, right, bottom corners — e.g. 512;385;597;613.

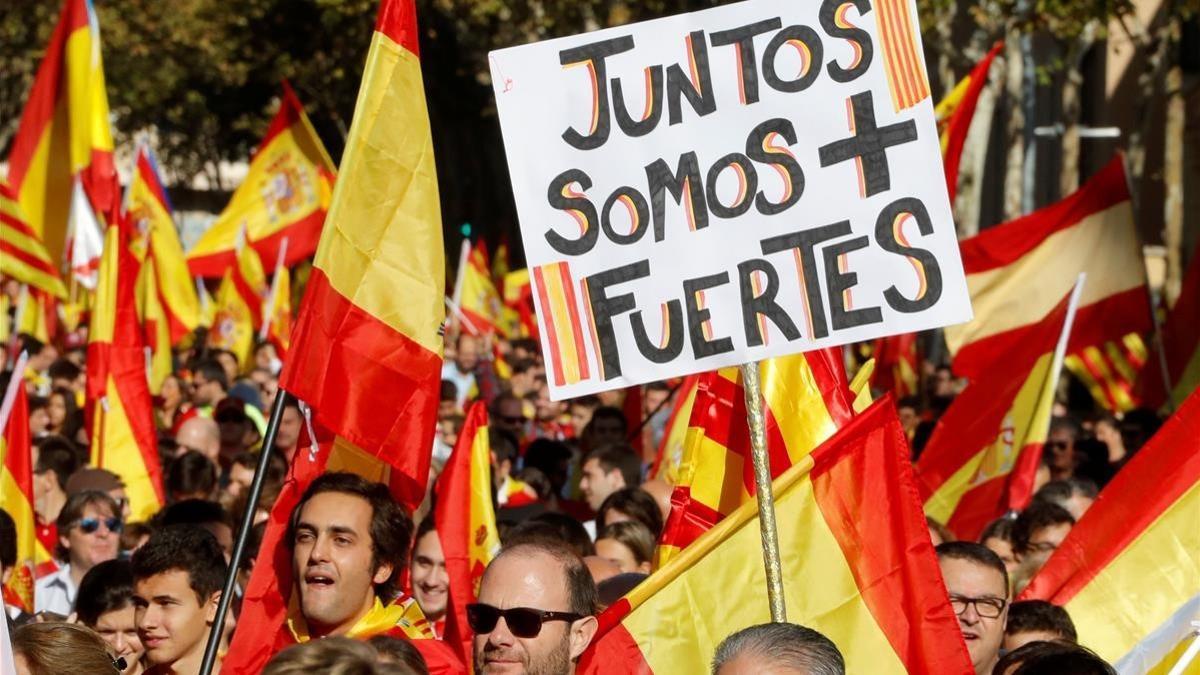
1167;622;1200;675
738;361;787;622
449;240;471;336
199;390;290;675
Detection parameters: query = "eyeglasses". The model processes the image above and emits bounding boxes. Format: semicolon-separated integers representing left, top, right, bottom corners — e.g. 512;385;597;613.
949;594;1006;619
466;603;584;638
76;517;123;535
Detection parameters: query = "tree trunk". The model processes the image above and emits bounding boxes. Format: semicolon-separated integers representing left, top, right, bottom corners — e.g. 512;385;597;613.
1163;63;1184;305
935;3;959;99
1058;23;1097;198
955;53;1003;237
1003;36;1025;219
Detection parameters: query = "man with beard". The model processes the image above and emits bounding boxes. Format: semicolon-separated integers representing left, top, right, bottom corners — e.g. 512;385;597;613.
471;541;597;674
286;472;462;673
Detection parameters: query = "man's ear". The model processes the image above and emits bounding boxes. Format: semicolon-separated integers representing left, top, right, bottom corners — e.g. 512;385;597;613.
204;591;222;623
372;561;395;586
568;615;599;660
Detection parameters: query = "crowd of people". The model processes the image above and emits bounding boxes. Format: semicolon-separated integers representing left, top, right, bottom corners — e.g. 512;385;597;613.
0;326;1167;675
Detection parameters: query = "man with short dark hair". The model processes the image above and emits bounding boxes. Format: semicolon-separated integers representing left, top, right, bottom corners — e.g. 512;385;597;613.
1045;417;1082;481
409;517;448;635
712;622;845;675
1004;599;1077;650
1012;501;1075;578
579;445;641;513
132;524;227;674
471;541;598;674
285;472;461;672
35;490;122;615
32;438;79;564
190;360;229;410
936;541;1010;675
1032;477;1097;520
580;407;626;454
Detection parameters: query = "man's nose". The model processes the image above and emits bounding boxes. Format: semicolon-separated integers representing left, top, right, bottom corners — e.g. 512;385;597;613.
489;616;517;646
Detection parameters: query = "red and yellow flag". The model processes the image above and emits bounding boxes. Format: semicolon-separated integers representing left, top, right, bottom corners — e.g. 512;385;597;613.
434;401;500;666
649;374;700;484
5;0;119;264
126;147;200;344
1139;241;1200;410
457;240;505;336
1064;333;1147;412
871;332;919;399
936;42;1002;204
86;211;164;521
13;285;58;346
134;256;172;394
0;374;47;612
1;182;67;299
946;157;1150;378
657;349;855;565
208;243;268;368
919;288;1077;541
1019;388;1200;673
263;260;292;359
581;399;974;674
502;268;537;339
277;0;444;511
187;82;336;277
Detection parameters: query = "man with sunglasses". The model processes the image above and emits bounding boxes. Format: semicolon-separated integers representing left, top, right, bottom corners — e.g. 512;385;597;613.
35;490;122;614
935;542;1010;675
470;541;598;675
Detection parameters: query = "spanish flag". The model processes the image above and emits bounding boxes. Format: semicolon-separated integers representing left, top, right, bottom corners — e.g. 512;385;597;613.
262;255;292;359
945;156;1150;377
1019;387;1200;674
87;211;165;522
277;0;444;511
208;242;268;368
0;369;46;612
936;42;1002;204
187;82;336;277
580;399;974;674
919;285;1079;541
502;268;537;339
1;182;67;299
125;147;200;344
1139;241;1200;410
657;349;855;565
457;240;505;336
5;0;119;264
649;375;700;484
13;285;58;346
434;401;500;665
134;256;172;394
870;332;919;399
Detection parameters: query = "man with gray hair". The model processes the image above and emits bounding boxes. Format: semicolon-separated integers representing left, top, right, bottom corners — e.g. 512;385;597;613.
711;622;845;675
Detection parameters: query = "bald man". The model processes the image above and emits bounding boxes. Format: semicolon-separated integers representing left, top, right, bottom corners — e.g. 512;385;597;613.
176;417;221;466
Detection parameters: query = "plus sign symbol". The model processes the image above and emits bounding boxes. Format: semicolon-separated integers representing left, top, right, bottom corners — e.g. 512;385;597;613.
818;91;918;198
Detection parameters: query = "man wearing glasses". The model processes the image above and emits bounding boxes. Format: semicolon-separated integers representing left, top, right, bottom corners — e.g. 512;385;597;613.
936;542;1010;675
470;541;598;675
34;490;122;615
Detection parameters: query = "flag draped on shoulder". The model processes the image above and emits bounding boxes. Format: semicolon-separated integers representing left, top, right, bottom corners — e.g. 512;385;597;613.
1019;388;1200;674
5;0;119;264
1139;241;1200;410
944;157;1149;378
126;147;200;344
657;349;854;564
187;82;336;277
0;370;44;612
277;0;444;512
0;182;67;299
936;42;1002;204
434;401;500;666
581;399;974;674
86;211;164;521
918;286;1078;541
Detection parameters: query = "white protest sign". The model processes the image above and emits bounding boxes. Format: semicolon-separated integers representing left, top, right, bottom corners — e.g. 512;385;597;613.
491;0;972;399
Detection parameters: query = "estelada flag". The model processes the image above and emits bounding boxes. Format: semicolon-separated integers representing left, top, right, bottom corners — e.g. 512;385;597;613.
86;210;165;521
919;285;1078;541
1019;387;1200;674
125;147;200;344
187;82;336;277
5;0;119;264
936;42;1002;204
580;399;974;674
945;156;1150;377
0;181;67;299
434;401;500;666
277;0;444;511
871;332;919;399
457;240;505;336
0;366;48;612
657;349;854;565
1139;240;1200;410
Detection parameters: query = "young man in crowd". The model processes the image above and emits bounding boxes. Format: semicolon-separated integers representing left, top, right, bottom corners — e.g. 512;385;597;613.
131;525;227;674
31;437;79;570
35;490;122;615
471;540;597;675
286;472;462;672
409;517;449;636
1012;501;1075;589
579;445;642;515
936;542;1010;675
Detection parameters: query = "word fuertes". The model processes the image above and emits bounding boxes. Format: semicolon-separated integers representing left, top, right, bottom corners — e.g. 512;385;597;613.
541;7;944;380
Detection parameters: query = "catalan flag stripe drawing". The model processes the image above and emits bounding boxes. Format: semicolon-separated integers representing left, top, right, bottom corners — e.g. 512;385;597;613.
533;261;590;387
875;0;931;112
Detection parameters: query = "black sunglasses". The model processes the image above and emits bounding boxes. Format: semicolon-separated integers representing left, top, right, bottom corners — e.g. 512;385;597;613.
77;517;123;534
466;603;583;638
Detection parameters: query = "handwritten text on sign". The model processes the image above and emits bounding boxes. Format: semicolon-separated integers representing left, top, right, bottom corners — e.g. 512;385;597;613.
491;0;972;399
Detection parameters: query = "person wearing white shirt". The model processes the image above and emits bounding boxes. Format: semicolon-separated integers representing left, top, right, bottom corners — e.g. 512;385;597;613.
34;490;122;616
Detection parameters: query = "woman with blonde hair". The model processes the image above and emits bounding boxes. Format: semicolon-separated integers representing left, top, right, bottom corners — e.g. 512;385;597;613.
11;621;122;675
